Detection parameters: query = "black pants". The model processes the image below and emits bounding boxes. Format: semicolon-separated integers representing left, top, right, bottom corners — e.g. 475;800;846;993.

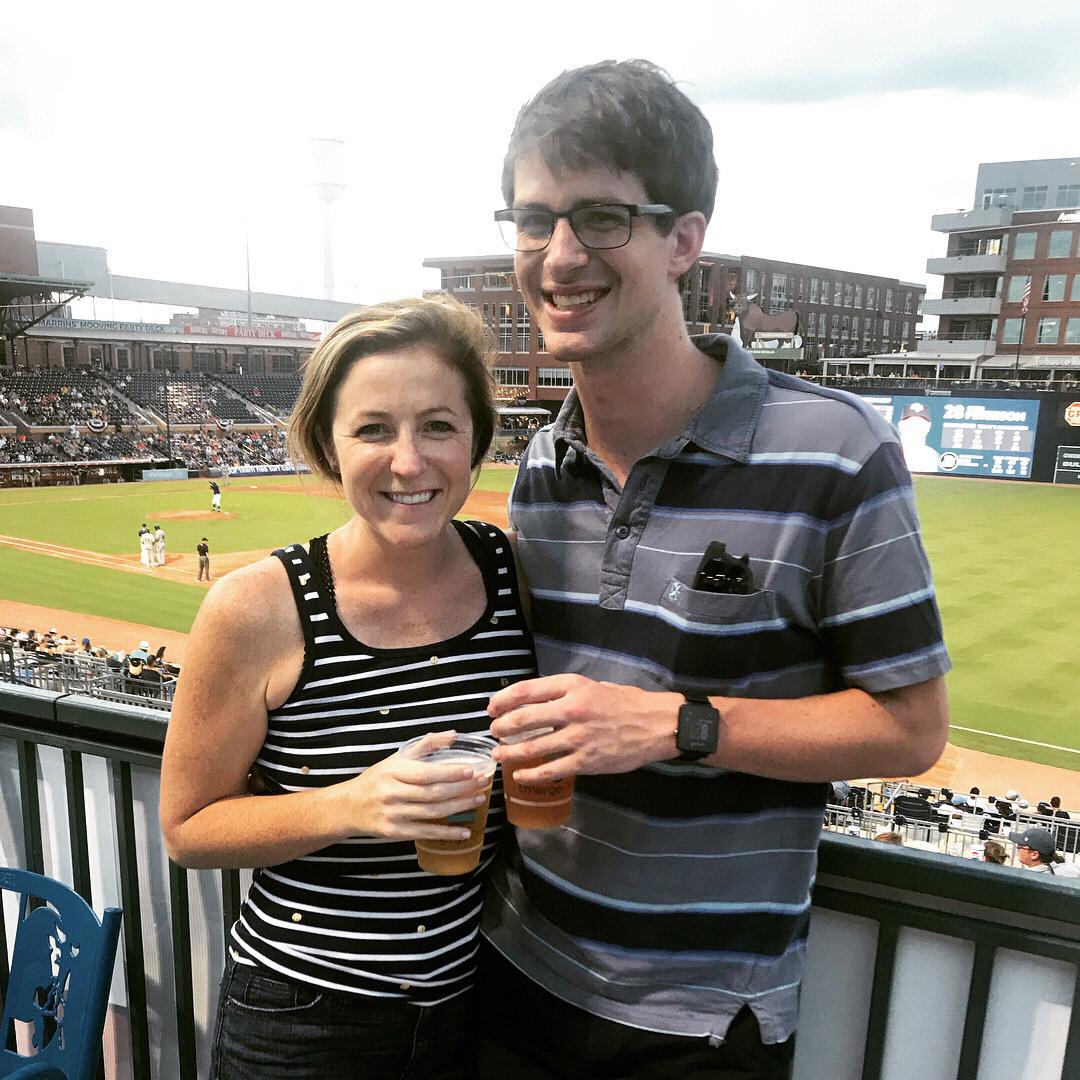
476;944;794;1080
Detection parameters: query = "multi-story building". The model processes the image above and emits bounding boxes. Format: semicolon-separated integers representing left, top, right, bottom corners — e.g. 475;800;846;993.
916;157;1080;380
423;251;923;409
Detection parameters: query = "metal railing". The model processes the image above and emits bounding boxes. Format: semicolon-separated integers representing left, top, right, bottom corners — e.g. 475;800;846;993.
1;683;1078;1080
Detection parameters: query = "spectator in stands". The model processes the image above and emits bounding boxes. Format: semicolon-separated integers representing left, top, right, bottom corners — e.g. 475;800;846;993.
161;293;530;1080
129;639;151;663
874;831;904;845
1050;796;1071;820
982;840;1007;865
1009;827;1080;879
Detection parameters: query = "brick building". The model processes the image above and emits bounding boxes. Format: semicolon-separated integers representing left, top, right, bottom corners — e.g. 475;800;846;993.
424;251;923;409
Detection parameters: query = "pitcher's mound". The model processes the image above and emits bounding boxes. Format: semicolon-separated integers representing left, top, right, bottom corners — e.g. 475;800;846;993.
157;510;237;521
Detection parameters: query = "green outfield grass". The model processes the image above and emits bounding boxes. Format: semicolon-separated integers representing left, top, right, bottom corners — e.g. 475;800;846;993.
0;468;1077;770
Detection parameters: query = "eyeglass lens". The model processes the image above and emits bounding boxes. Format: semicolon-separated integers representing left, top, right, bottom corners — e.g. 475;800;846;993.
498;205;633;252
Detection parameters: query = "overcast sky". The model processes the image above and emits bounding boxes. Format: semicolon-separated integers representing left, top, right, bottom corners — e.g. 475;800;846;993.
3;1;1079;316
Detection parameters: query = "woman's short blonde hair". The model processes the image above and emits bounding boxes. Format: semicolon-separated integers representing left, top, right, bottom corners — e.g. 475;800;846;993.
288;294;497;483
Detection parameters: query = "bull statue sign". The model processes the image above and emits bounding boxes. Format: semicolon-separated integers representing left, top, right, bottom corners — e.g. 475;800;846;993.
730;292;800;350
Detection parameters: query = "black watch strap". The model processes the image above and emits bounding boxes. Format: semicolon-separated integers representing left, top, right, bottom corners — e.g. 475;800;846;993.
677;694;720;761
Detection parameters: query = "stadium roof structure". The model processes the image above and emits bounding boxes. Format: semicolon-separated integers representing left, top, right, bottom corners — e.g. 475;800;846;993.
0;270;93;341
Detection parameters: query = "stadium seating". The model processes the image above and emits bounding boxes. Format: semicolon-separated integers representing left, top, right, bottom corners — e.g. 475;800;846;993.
107;373;257;423
0;370;132;426
217;373;303;415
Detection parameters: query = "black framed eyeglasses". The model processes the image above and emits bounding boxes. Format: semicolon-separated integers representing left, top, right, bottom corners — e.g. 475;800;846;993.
494;202;675;252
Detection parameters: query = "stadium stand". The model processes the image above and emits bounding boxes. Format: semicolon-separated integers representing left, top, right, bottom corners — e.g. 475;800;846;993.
108;372;257;423
0;370;132;426
217;373;303;415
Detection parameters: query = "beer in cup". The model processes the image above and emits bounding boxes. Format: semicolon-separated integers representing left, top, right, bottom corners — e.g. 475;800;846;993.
408;734;498;875
501;727;574;828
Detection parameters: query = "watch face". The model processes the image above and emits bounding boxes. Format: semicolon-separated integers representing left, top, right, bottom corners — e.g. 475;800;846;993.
679;702;718;753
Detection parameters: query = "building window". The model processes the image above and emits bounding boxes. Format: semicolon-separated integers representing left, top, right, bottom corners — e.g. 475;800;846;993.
1072;276;1080;302
1006;275;1030;302
1044;275;1067;301
498;303;514;352
445;270;472;291
493;367;529;387
807;312;817;334
982;187;1016;209
809;278;819;303
744;269;757;293
830;314;840;337
902;320;910;341
796;277;805;302
697;265;712;321
866;286;875;309
841;315;850;338
832;281;842;306
882;319;890;339
1020;186;1048;210
537;327;546;352
769;273;787;314
1001;318;1023;344
516;302;530;353
537;367;573;388
1056;184;1080;208
843;283;853;307
904;291;913;313
885;289;894;312
1013;232;1037;259
193;350;216;372
62;345;76;367
1037;317;1061;344
1048;230;1074;258
854;283;863;308
271;354;297;373
1065;319;1080;345
115;347;131;370
485;271;513;290
682;276;692;319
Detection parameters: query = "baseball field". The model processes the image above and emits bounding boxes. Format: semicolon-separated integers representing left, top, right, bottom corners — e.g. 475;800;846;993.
1;468;1077;789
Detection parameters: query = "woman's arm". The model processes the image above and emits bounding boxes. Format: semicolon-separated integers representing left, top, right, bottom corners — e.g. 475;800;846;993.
159;558;492;869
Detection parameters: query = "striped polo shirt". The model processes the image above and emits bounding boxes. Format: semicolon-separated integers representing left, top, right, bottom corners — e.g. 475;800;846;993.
482;335;950;1043
230;520;536;1005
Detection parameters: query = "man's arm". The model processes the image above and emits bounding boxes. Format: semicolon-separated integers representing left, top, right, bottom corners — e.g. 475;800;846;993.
488;674;948;784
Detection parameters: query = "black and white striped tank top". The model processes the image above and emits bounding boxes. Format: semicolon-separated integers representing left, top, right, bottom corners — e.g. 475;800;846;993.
229;519;536;1005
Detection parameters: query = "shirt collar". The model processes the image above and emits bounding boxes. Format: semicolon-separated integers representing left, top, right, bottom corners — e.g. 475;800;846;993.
550;334;768;475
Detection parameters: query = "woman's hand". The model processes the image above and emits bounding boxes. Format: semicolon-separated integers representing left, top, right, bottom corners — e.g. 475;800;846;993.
330;731;494;842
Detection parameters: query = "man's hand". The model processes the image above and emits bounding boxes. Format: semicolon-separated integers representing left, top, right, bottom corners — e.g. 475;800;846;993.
488;675;683;782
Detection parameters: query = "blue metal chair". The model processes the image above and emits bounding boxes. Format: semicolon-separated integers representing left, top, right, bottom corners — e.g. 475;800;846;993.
0;867;122;1080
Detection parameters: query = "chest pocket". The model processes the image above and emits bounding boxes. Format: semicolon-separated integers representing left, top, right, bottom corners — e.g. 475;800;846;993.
650;576;782;690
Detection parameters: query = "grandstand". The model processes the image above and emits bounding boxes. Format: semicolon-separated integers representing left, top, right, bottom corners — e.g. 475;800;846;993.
111;372;258;424
218;372;303;415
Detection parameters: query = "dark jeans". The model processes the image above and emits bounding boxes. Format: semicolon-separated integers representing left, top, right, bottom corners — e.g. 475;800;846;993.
477;944;794;1080
210;955;478;1080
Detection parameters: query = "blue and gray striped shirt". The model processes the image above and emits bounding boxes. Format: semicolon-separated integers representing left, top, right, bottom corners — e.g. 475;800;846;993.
482;335;950;1043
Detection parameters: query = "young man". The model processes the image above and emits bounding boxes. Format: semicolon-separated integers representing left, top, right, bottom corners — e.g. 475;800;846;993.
480;60;951;1079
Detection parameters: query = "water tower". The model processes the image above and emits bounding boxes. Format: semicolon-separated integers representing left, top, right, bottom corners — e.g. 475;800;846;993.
310;138;346;301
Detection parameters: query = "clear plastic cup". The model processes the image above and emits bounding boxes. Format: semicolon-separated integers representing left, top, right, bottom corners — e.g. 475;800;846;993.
501;728;574;829
406;734;498;875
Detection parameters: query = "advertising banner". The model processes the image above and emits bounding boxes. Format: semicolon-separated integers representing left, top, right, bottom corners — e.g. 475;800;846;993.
1053;445;1080;484
863;395;1041;479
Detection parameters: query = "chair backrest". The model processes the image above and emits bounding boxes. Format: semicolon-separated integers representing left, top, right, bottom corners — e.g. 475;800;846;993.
0;867;122;1080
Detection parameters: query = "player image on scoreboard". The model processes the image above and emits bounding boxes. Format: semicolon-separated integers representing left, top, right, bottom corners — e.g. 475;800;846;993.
865;395;1042;480
896;401;940;473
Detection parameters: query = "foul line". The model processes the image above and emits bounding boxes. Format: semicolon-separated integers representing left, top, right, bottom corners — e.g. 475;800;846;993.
949;724;1080;756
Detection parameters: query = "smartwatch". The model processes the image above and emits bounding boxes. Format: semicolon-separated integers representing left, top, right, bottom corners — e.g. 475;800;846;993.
676;694;720;761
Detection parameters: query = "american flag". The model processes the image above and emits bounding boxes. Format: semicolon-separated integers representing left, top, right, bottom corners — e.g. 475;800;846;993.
1021;277;1031;315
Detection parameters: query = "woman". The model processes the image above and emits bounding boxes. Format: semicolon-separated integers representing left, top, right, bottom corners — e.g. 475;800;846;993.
160;296;535;1079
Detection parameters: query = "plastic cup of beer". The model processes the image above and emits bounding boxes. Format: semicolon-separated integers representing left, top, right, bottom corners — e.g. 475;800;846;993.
501;728;575;828
408;734;498;876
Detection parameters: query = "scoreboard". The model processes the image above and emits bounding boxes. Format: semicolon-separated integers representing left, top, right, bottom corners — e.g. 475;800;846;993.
864;395;1042;479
